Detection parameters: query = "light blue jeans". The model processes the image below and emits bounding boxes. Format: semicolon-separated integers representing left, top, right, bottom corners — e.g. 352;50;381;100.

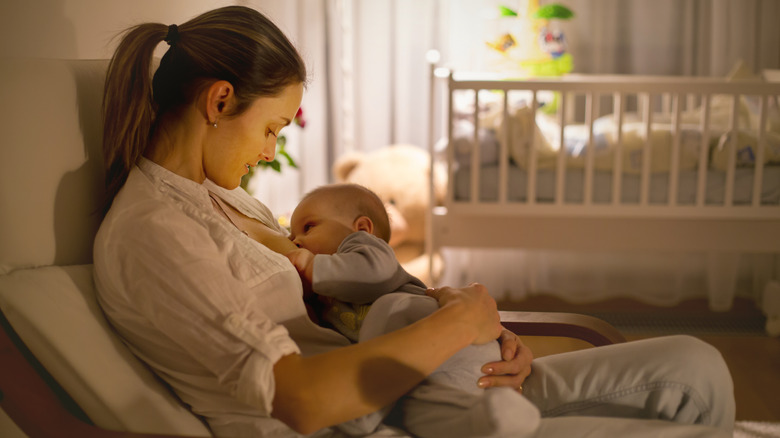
362;294;736;437
520;334;735;437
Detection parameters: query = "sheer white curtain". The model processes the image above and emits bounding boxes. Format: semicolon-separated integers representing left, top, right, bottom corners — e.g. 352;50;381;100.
558;0;780;76
325;0;779;157
256;0;780;307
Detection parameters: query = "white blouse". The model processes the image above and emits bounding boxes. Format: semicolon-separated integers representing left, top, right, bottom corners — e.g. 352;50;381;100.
94;159;403;437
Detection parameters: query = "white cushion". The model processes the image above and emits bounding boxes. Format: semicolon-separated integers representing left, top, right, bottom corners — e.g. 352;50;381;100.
0;264;211;436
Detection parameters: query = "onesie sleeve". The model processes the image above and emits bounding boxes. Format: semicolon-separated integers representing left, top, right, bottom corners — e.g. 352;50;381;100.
311;232;410;304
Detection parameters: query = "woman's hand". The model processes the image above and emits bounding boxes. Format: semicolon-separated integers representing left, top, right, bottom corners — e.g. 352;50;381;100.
478;329;533;393
426;283;503;345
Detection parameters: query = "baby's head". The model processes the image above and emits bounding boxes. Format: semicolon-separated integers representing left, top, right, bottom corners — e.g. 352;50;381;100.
289;183;390;255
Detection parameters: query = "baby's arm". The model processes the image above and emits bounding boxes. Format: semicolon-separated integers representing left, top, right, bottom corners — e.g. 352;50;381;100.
314;234;412;304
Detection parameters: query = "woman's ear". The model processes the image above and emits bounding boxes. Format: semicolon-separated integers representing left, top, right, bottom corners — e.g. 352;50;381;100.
205;80;234;125
353;216;374;235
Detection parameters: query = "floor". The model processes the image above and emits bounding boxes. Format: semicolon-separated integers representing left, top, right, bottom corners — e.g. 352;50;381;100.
499;295;780;422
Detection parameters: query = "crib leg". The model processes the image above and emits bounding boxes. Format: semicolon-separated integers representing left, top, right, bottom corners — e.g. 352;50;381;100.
706;252;740;311
763;280;780;337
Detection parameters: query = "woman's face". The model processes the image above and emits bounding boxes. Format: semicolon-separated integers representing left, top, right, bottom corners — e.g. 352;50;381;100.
205;82;304;189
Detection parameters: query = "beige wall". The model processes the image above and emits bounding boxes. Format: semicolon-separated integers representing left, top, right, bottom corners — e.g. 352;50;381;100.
0;0;299;59
0;0;330;217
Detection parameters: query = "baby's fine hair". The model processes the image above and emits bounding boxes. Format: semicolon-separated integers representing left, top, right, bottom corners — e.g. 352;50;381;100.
303;184;391;242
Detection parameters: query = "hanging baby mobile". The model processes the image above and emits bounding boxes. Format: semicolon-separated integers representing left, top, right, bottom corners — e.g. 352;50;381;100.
486;1;575;77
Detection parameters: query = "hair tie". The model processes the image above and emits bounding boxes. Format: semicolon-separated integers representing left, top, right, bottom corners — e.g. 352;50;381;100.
164;24;179;46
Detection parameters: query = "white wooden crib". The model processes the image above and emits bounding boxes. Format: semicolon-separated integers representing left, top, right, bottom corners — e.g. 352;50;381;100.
425;59;780;312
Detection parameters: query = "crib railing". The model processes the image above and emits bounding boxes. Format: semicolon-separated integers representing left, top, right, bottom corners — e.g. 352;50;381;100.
432;70;780;219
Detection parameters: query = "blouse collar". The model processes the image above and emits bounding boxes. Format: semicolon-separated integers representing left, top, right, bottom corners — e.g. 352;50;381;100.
137;157;212;210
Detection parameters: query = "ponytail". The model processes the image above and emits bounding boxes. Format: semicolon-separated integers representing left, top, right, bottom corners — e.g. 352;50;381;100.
102;23;166;210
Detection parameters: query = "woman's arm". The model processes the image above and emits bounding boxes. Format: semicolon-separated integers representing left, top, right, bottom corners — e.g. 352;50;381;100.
271;284;503;434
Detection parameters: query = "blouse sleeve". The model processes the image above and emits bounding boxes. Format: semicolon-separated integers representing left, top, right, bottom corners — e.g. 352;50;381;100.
96;204;300;415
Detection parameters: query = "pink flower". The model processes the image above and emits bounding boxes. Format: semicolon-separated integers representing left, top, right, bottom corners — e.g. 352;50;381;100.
294;107;306;128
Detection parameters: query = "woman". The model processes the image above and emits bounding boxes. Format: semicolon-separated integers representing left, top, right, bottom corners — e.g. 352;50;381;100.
94;6;734;438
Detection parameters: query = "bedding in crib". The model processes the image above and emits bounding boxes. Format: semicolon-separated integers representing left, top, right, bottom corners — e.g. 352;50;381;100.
444;89;780;204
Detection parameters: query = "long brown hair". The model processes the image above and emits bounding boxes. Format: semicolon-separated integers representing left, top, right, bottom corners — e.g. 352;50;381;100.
101;6;306;209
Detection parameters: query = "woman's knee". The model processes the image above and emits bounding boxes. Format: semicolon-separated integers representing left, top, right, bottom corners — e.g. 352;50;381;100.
660;336;734;424
663;336;728;372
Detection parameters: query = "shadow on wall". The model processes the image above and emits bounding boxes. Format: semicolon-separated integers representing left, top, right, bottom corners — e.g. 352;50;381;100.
0;0;77;59
53;61;107;267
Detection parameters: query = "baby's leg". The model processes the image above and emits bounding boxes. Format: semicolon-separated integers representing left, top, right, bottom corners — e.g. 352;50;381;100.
360;293;540;438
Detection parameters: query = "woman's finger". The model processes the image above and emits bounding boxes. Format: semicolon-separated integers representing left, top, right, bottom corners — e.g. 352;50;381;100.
426;284;502;344
477;373;528;393
498;329;519;361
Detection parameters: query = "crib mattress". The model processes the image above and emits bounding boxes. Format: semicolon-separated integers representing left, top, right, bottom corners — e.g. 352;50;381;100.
453;165;780;205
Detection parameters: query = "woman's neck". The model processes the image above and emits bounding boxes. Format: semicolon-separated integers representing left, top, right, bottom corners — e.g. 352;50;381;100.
145;111;208;183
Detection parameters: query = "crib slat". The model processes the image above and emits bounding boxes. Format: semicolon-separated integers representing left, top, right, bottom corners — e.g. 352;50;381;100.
753;95;768;207
555;91;567;205
498;91;509;205
640;93;653;206
724;95;739;207
584;92;597;205
686;94;696;113
471;89;480;204
662;93;671;115
426;57;440;277
446;74;456;206
612;93;624;205
696;95;711;206
669;93;682;206
527;91;538;205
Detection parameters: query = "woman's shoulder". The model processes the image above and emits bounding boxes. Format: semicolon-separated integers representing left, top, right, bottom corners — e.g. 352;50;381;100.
96;166;211;250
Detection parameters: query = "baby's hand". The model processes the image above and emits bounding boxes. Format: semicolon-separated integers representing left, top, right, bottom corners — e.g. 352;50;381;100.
286;248;315;284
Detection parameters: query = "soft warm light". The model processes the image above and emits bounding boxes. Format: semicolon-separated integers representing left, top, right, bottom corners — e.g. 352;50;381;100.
434;67;450;78
426;50;441;64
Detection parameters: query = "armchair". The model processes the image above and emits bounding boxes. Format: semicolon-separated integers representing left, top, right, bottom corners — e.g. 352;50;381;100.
0;58;624;438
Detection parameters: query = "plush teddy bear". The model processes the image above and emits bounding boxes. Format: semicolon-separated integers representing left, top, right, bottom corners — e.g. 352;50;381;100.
333;144;445;286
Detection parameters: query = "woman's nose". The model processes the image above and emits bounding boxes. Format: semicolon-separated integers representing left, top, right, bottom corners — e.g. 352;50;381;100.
262;137;277;161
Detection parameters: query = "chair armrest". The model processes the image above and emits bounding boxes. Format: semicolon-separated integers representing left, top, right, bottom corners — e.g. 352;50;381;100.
0;317;189;438
1;308;623;438
499;310;626;346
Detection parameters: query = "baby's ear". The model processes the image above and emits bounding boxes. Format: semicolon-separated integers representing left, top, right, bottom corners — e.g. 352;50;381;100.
353;216;374;234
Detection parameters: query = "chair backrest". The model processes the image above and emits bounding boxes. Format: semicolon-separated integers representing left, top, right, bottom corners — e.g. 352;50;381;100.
0;58;211;436
0;58;106;274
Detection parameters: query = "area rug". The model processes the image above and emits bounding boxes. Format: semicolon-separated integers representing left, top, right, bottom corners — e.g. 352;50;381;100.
734;421;780;438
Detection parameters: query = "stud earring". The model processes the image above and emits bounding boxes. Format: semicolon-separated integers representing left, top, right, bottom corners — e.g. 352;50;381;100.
212;121;218;128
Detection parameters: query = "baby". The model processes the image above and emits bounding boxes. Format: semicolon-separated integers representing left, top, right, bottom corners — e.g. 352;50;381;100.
286;183;538;438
